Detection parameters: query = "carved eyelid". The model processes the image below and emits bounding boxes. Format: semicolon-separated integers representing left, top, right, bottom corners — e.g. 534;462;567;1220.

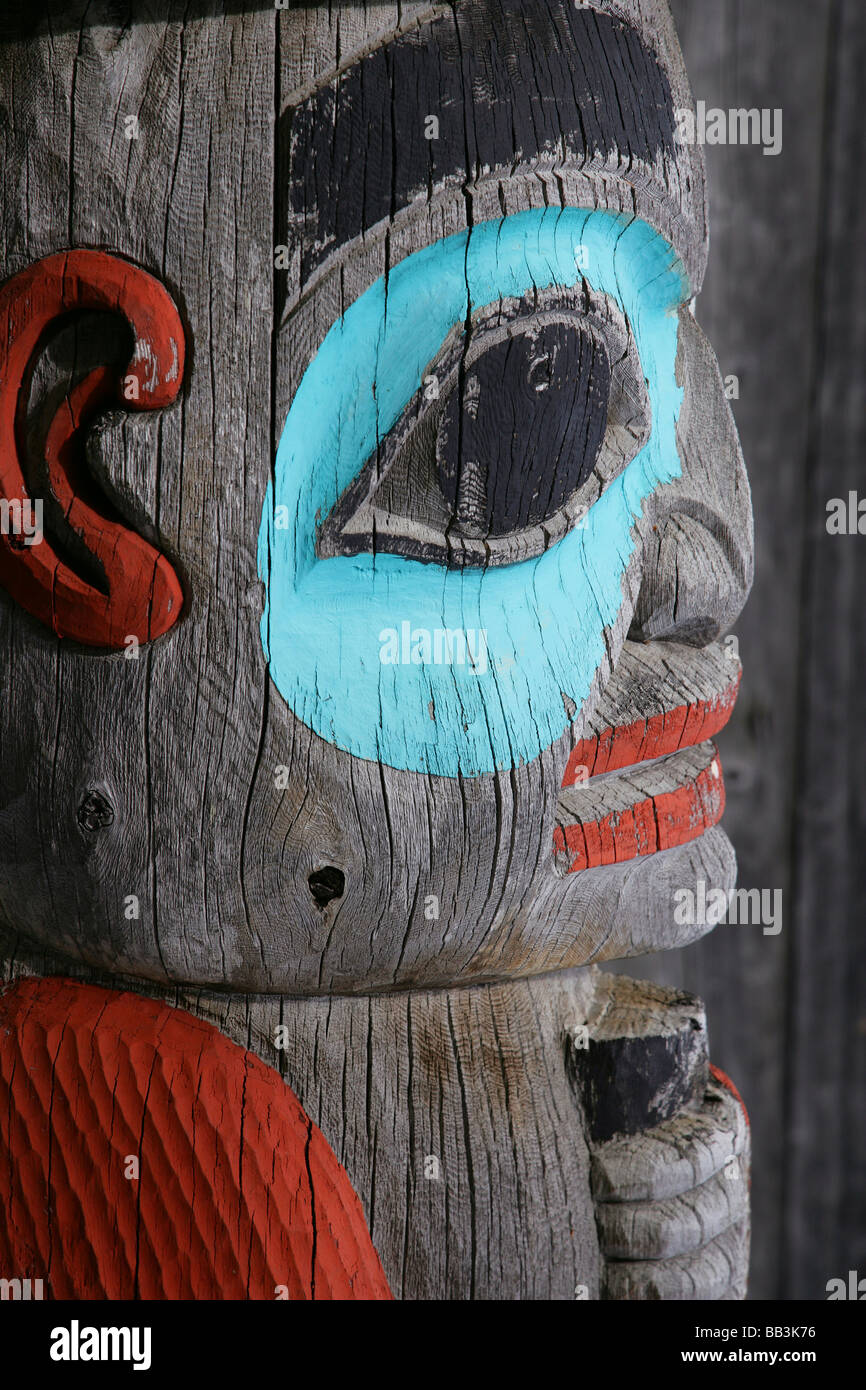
317;283;651;570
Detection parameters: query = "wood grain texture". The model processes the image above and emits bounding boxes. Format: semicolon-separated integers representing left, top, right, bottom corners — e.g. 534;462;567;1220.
592;1067;749;1203
0;1;278;987
318;282;650;570
598;1168;749;1262
0;936;751;1300
562;637;740;784
0;0;759;1301
631;306;753;647
286;2;681;279
639;0;864;1302
278;0;709;306
555;739;725;873
594;1071;750;1295
603;1219;749;1300
781;0;866;1302
0;0;751;996
568;972;709;1141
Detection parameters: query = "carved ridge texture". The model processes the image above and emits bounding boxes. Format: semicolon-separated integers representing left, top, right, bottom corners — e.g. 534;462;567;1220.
0;978;392;1300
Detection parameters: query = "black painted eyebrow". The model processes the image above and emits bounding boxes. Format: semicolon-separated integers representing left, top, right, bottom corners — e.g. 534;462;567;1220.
285;1;677;285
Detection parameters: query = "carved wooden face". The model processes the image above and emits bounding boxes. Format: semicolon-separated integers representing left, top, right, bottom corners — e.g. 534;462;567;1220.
0;0;752;992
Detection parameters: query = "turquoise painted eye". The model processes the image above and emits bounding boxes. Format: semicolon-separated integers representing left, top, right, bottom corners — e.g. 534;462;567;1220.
318;281;651;572
258;208;689;777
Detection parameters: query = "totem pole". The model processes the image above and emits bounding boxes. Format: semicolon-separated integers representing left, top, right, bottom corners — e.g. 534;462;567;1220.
0;0;753;1300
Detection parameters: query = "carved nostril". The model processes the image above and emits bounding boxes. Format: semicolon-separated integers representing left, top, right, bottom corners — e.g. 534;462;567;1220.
308;866;345;908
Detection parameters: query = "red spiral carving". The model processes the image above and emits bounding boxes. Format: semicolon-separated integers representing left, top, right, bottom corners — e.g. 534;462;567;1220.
0;249;185;646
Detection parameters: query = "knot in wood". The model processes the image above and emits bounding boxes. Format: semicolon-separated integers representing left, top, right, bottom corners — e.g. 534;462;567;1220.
308;866;345;907
77;790;115;833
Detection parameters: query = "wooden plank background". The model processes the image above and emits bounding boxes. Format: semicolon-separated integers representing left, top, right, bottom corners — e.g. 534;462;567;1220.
624;0;866;1301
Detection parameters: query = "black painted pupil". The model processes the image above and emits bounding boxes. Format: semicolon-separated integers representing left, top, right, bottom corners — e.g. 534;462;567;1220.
436;323;610;537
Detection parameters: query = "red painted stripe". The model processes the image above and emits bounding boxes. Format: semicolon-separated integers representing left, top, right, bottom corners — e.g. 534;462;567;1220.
554;754;726;873
562;675;741;787
0;978;392;1300
0;250;185;646
709;1062;751;1131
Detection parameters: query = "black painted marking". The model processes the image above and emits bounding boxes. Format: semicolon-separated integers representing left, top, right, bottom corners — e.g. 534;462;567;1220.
567;1007;708;1144
286;1;677;282
436;322;611;538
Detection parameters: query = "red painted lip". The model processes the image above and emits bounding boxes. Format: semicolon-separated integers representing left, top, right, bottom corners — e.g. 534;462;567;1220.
554;651;741;874
562;668;741;786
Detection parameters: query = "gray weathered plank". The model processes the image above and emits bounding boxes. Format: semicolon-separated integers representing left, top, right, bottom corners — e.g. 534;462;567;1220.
783;0;866;1302
633;0;835;1301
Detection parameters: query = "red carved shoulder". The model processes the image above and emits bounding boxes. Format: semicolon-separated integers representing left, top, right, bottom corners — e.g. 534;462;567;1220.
0;977;391;1300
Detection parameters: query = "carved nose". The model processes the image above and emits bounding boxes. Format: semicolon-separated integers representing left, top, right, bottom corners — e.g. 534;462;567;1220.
630;308;753;646
308;866;345;907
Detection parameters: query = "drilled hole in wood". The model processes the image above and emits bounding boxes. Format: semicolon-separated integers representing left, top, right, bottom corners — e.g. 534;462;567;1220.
308;866;345;907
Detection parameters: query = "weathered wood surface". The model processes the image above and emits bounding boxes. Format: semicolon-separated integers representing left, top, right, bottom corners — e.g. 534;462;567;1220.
594;1064;750;1297
0;931;750;1300
0;0;758;1299
780;0;866;1303
318;283;647;570
592;1061;750;1289
568;973;710;1142
0;0;749;996
625;0;866;1301
555;739;725;874
562;637;740;785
